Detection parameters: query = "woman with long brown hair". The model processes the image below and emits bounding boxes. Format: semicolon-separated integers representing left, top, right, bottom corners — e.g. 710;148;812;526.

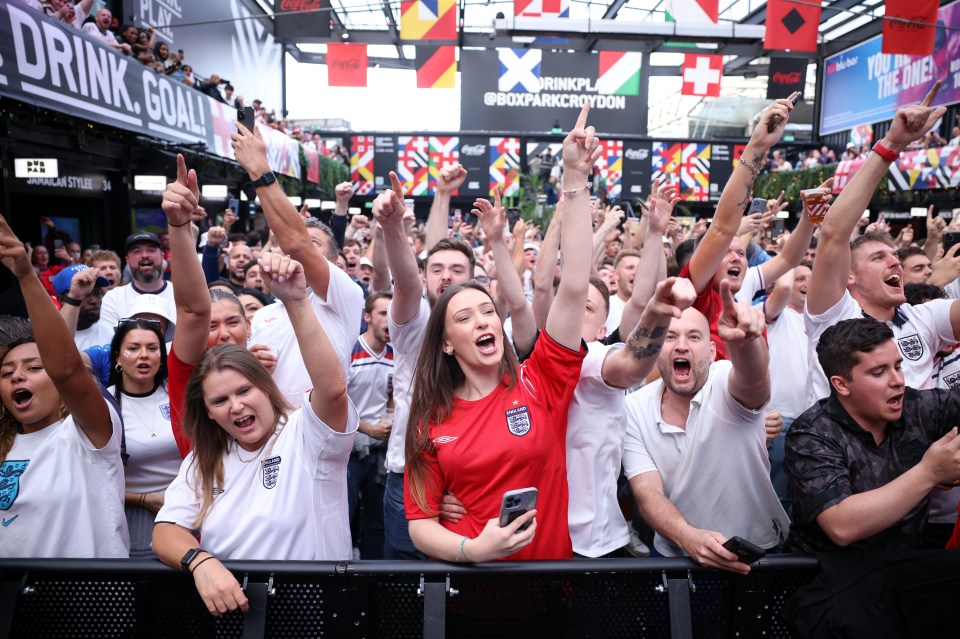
152;252;357;617
0;216;128;558
403;105;600;561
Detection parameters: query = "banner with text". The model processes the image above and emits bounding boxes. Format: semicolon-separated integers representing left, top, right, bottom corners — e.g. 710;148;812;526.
460;48;646;135
820;0;960;135
0;3;238;159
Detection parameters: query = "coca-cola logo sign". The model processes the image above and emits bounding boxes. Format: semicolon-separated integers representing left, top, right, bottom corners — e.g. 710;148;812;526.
279;0;324;10
890;15;931;31
331;58;363;70
625;147;648;161
772;71;802;85
461;144;485;156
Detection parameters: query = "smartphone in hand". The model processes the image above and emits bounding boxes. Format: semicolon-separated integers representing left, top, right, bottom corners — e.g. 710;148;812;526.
722;536;766;564
237;106;256;133
499;487;538;532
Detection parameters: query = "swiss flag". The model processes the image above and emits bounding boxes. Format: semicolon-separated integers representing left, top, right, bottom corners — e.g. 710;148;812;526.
681;54;722;97
882;0;938;55
327;43;367;87
764;0;821;53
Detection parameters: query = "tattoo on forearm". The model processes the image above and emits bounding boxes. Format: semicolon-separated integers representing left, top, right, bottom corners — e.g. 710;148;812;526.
627;323;667;360
736;153;764;208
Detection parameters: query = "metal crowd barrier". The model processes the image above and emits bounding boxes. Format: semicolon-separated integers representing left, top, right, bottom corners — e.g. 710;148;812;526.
0;555;820;638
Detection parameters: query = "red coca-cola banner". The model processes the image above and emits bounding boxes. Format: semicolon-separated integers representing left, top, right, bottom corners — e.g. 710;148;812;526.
766;57;808;99
274;0;330;41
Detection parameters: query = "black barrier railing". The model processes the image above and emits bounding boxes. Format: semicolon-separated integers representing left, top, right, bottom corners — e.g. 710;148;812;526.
0;556;820;639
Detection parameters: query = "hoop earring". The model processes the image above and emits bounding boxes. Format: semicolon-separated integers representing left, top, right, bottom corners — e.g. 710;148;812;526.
115;364;122;372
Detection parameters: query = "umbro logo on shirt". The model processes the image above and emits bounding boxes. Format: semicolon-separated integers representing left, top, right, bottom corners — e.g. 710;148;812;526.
432;436;458;445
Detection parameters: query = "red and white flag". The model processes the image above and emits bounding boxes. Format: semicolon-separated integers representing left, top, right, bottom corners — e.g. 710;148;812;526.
681;54;722;97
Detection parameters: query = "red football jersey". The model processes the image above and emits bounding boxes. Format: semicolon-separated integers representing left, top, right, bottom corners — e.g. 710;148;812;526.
405;332;586;560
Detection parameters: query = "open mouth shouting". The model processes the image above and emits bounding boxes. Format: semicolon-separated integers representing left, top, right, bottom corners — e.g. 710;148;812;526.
726;266;742;280
475;333;497;356
672;358;692;383
883;273;902;292
234;415;256;434
11;388;33;411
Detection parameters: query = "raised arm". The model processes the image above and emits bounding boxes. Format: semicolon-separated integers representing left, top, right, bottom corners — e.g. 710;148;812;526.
618;180;677;340
59;268;100;337
808;83;945;315
0;216;110;447
373;172;423;325
330;182;354;249
163;154;211;365
475;190;536;355
425;164;467;250
532;202;563;328
545;104;600;350
686;95;797;294
603;277;696;388
232;124;333;299
260;253;349;431
367;224;392;293
763;268;794;324
717;279;770;409
924;206;945;262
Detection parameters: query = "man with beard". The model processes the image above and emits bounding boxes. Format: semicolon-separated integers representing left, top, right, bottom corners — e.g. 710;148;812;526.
225;243;252;292
623;282;788;574
53;264;112;349
346;292;395;558
99;232;176;329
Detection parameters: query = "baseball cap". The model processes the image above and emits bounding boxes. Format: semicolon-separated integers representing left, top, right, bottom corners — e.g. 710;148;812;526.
126;231;161;251
523;242;540;253
125;294;177;341
52;265;110;296
359;257;373;268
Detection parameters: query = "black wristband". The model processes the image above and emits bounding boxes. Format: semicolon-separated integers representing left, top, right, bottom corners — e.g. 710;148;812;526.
61;296;82;307
190;555;216;574
168;220;191;228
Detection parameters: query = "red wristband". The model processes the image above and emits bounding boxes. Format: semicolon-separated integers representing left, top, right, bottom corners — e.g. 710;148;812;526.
872;142;899;163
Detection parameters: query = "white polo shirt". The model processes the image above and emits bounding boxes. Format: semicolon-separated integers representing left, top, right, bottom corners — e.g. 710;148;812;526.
250;265;364;408
0;402;129;558
157;393;359;560
623;360;789;556
384;298;430;474
566;342;630;557
804;291;955;406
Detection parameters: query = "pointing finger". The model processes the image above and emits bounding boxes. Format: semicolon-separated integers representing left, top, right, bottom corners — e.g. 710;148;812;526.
922;79;943;107
574;102;590;131
176;153;187;186
389;171;403;195
719;278;737;312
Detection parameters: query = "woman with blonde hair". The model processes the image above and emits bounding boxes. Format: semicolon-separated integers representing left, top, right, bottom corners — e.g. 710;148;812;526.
152;252;357;617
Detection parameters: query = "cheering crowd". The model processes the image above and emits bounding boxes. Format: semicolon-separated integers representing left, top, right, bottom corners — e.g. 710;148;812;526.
4;88;960;617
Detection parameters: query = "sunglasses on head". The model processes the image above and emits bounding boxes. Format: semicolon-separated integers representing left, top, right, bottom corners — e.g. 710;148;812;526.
118;317;162;329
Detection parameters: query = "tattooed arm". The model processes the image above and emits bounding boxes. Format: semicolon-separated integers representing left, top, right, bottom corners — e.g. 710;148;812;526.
601;278;696;389
683;96;798;295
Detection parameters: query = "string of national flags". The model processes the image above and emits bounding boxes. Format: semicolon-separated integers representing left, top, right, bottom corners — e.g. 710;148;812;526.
325;0;942;90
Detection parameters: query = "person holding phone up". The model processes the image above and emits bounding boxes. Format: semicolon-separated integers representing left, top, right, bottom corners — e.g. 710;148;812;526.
402;105;599;561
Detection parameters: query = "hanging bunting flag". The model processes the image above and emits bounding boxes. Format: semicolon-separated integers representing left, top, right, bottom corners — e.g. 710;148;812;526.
664;0;718;24
681;54;722;97
400;0;458;40
596;51;641;96
882;0;939;55
327;43;367;87
764;0;821;53
514;0;570;17
416;46;457;88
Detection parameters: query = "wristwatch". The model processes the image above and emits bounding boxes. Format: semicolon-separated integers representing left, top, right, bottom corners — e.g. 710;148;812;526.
251;171;276;189
180;547;207;573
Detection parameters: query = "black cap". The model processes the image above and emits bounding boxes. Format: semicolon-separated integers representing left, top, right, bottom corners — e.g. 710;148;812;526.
126;231;161;251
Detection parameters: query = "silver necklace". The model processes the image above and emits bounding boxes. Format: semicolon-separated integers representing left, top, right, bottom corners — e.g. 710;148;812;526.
234;438;268;463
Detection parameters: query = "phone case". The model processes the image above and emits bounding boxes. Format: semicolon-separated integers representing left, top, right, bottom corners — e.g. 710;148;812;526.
722;536;766;564
499;488;538;531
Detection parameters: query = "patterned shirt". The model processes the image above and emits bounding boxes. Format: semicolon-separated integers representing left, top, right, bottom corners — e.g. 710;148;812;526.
784;389;960;553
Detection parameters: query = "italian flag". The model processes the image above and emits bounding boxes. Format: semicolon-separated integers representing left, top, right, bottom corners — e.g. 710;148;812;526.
596;51;641;96
664;0;719;23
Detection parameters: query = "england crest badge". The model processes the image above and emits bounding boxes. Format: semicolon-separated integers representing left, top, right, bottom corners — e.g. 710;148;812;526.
0;460;29;510
160;403;171;420
262;456;281;489
897;334;923;361
505;406;531;436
